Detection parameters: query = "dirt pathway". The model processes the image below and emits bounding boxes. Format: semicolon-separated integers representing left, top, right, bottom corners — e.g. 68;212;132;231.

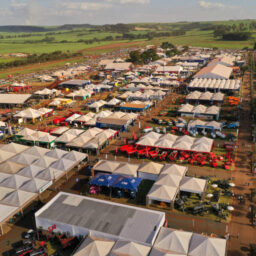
228;70;256;255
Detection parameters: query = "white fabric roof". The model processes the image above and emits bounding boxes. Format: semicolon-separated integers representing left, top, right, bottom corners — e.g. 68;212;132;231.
180;177;207;194
110;240;151;256
137;134;213;153
73;236;115;256
147;185;178;203
154;228;192;255
188;233;227;256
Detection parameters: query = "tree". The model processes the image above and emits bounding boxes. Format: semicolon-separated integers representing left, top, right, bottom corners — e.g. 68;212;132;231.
161;42;175;49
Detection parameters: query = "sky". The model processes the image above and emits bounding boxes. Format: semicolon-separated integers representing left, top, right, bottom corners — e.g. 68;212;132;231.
0;0;256;26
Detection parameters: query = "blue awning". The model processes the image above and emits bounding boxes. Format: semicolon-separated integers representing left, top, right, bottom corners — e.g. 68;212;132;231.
112;177;142;192
89;174;122;187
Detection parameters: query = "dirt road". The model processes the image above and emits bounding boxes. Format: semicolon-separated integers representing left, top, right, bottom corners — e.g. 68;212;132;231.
228;71;256;255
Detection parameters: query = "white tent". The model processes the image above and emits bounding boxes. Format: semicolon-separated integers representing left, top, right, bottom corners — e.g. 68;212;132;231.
36;167;63;181
0;189;36;207
33;156;57;168
93;160;120;173
0;150;16;163
0;175;30;189
0;204;18;223
113;163;138;177
18;165;45;178
45;148;68;159
0;161;26;174
154;228;192;255
180;177;207;195
109;240;151;256
10;153;39;165
19;178;48;193
155;174;182;187
24;146;50;157
160;164;187;177
150;248;185;256
50;158;75;171
147;185;178;203
73;236;115;256
188;233;227;256
1;143;28;154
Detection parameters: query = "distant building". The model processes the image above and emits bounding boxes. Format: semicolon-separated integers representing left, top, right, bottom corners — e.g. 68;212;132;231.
194;64;233;80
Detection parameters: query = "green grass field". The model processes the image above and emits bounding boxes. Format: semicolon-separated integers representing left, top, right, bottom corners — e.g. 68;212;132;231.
0;20;255;78
0;20;255;58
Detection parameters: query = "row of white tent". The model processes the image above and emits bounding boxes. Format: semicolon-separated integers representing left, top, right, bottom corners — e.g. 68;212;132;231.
178;104;220;116
56;127;117;149
136;132;213;153
188;120;222;131
119;90;166;101
66;110;138;126
17;127;118;150
73;227;226;256
34;88;59;97
93;160;207;201
17;129;56;144
147;164;207;205
66;88;94;100
125;83;169;91
0;143;87;225
13;108;53;120
186;91;224;102
188;78;241;91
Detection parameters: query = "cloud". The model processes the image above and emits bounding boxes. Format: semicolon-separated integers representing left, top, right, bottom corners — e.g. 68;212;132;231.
106;0;150;4
199;1;225;9
119;0;150;3
61;2;112;11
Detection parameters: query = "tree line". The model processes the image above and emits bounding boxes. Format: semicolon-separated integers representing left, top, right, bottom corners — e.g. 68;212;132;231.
213;22;256;41
0;51;82;69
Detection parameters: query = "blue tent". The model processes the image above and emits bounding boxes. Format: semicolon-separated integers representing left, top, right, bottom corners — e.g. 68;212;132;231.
89;174;122;187
112;177;142;192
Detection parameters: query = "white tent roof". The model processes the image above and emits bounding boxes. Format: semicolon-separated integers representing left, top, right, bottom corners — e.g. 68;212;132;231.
150;248;185;256
0;189;36;207
160;164;187;177
136;134;213;153
19;178;48;193
1;143;28;154
154;227;192;255
24;146;50;157
0;161;26;174
0;150;16;163
64;151;87;162
138;162;163;175
56;133;77;143
110;240;151;256
0;186;15;200
50;158;75;171
36;167;63;181
10;153;39;165
113;163;138;177
73;236;115;256
16;128;35;137
18;165;45;178
147;185;178;203
94;160;120;173
155;174;182;187
0;204;18;223
45;148;67;159
33;156;56;168
0;174;30;189
180;177;207;194
188;234;226;256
